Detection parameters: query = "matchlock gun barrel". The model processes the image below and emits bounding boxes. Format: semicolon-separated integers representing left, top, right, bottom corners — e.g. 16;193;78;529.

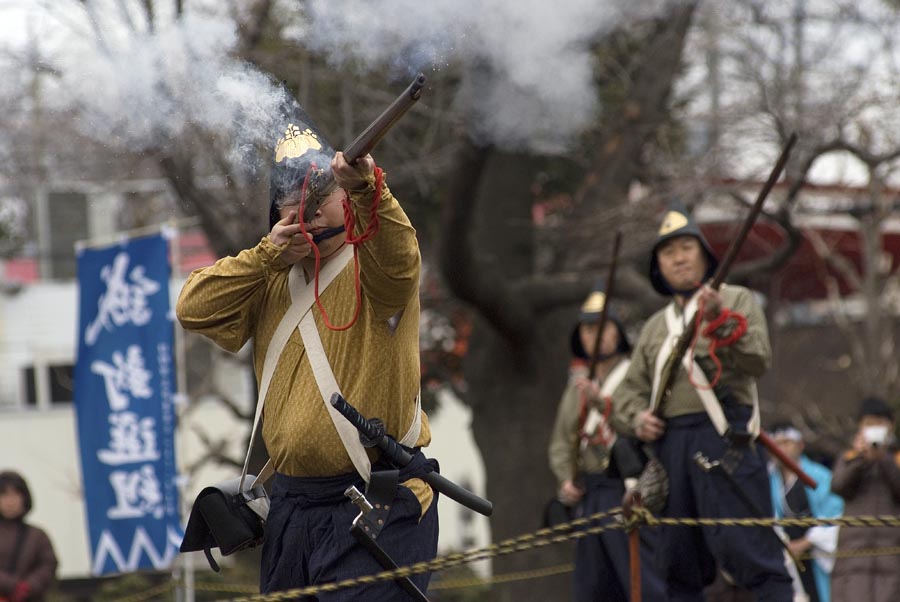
302;73;427;222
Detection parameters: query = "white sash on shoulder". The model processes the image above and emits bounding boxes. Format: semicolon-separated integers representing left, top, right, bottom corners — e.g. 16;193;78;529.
246;244;423;487
290;245;422;483
580;359;631;444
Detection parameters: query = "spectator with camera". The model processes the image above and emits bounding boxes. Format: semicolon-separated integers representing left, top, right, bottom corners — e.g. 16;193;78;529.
830;396;900;602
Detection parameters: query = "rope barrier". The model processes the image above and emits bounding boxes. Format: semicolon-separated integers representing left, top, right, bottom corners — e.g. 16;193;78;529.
106;541;900;602
802;545;900;561
99;512;900;602
212;509;626;602
636;511;900;530
429;563;575;590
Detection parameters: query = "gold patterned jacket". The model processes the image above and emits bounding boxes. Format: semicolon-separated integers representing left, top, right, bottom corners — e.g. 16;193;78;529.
176;175;432;507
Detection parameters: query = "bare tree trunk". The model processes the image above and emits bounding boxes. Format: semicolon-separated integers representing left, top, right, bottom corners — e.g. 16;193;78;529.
439;6;697;600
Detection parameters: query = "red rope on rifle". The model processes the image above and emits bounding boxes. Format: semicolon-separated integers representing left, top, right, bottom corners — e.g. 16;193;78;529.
703;309;748;348
344;167;383;245
687;298;748;390
297;165;384;331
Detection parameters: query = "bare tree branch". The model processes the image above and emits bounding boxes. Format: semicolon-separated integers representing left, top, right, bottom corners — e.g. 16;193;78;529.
725;188;805;281
806;226;863;291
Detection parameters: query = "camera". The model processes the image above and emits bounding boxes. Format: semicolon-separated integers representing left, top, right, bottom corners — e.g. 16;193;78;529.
863;425;889;447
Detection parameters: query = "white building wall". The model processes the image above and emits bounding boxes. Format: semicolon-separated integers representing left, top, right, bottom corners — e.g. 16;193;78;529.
0;282;77;408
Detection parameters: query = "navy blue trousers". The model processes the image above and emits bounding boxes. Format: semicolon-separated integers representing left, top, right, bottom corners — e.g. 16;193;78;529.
574;472;669;602
657;409;793;602
260;452;439;601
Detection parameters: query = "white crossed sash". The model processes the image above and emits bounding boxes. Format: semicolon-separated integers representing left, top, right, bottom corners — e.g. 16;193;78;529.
580;359;631;447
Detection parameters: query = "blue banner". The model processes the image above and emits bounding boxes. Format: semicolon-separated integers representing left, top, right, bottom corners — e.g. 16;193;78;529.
74;233;182;576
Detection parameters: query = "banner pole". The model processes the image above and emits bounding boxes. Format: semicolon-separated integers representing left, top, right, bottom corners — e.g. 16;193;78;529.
167;219;196;602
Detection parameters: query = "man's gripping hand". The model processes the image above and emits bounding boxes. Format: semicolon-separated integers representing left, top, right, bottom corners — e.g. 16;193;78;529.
331;152;375;191
558;479;584;505
697;284;723;321
269;209;312;265
634;409;665;442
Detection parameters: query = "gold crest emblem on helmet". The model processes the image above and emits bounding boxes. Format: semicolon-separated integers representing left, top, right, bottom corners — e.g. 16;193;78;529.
658;211;689;236
581;291;606;314
274;124;323;163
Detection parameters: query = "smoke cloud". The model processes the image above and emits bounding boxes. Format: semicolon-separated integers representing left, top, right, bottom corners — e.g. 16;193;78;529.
4;0;677;174
40;10;285;177
296;0;673;153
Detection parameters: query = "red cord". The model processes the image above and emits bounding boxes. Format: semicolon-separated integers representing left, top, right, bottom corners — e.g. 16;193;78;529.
297;165;384;331
687;300;748;390
702;310;747;347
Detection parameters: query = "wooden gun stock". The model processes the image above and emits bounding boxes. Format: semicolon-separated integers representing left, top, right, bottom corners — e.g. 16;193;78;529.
343;73;426;163
570;232;622;482
588;231;623;379
757;430;817;488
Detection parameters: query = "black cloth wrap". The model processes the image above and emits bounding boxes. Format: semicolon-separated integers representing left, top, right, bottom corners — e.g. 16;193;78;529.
270;448;435;507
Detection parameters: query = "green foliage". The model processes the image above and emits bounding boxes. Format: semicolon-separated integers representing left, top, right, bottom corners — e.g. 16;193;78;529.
429;563;492;602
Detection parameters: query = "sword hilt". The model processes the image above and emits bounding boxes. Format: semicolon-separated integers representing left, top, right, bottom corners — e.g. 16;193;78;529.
331;393;494;516
345;485;373;516
693;452;720;472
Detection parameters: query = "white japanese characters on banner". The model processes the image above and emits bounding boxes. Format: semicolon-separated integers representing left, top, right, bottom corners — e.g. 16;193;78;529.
74;233;182;575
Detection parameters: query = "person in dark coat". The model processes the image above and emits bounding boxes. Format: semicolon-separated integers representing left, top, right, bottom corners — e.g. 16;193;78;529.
547;286;668;601
830;397;900;602
0;471;58;602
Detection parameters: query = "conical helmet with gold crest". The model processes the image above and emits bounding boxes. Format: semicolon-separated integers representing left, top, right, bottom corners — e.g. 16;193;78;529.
569;281;632;359
268;87;337;228
648;199;718;295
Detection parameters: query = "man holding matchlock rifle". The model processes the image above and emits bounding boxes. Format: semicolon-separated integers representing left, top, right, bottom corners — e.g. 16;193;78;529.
548;232;668;601
176;83;438;600
610;199;795;602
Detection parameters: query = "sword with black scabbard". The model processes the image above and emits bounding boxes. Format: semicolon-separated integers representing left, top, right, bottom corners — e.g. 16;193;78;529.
330;392;494;516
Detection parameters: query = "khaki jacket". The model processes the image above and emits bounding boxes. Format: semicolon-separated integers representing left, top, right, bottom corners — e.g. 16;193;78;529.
611;285;770;435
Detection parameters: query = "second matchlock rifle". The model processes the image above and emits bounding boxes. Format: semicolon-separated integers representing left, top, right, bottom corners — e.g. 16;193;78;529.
651;133;817;489
571;232;623;482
